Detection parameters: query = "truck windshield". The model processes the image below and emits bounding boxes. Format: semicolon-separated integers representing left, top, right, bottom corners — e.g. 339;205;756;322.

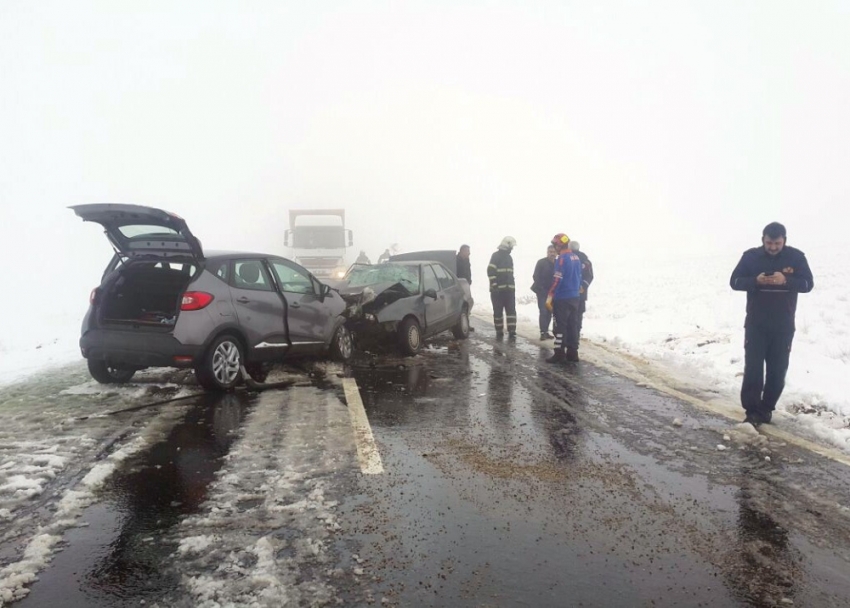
346;264;421;293
293;226;344;249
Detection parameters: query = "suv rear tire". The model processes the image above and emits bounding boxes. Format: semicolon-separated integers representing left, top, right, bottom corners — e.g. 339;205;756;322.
88;359;136;384
195;335;244;391
398;317;422;356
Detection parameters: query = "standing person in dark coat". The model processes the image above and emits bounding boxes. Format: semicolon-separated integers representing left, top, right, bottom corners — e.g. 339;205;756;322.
568;240;594;339
730;222;814;426
456;245;472;284
487;236;517;339
545;233;583;363
532;245;557;340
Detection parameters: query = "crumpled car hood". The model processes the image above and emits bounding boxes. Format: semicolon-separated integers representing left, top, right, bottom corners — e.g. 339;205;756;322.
338;281;413;316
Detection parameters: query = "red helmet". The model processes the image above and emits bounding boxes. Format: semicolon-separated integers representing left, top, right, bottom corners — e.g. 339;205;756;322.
551;233;570;248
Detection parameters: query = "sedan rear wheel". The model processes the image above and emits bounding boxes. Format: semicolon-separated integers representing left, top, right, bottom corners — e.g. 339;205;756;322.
87;359;136;384
196;335;244;391
398;317;422;356
452;306;470;339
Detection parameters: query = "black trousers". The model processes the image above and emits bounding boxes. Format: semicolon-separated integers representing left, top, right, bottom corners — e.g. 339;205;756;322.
491;291;516;333
552;298;580;353
536;292;552;333
577;298;587;337
741;326;795;415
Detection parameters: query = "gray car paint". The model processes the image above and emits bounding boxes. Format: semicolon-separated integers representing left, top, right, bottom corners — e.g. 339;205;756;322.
74;204;349;372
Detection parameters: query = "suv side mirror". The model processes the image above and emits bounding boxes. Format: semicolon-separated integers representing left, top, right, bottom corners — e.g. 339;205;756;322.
424;288;438;299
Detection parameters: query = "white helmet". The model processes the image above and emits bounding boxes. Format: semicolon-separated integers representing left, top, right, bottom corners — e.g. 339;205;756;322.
499;236;517;251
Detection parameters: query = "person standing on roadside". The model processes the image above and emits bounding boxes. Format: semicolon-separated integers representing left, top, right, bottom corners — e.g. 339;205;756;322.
568;240;594;339
456;244;472;284
730;222;814;426
532;245;557;340
545;233;583;363
487;236;517;339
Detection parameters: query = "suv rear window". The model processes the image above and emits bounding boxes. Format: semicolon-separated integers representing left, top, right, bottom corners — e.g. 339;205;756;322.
117;225;180;238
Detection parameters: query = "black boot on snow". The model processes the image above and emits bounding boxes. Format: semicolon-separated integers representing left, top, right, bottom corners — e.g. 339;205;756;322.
546;351;567;364
566;349;580;362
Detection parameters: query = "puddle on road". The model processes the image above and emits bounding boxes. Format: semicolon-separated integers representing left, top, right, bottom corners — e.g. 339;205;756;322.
17;392;256;608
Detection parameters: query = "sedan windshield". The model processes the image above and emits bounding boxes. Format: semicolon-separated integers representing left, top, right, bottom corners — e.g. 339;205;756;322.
346;264;420;293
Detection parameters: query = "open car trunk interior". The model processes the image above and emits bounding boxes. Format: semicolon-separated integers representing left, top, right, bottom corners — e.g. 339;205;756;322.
100;261;198;328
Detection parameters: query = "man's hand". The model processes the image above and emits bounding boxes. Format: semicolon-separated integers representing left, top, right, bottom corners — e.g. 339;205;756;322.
545;296;553;311
757;272;787;286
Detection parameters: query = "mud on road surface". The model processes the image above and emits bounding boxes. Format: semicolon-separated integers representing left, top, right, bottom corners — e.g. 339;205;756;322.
2;323;850;607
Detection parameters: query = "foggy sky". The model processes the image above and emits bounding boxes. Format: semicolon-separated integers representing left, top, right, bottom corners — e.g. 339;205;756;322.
2;0;848;316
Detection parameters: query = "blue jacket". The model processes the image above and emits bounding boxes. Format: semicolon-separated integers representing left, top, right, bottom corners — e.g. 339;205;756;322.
549;251;582;300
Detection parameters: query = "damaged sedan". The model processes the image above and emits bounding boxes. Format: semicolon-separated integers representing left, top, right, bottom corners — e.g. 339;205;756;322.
339;260;471;355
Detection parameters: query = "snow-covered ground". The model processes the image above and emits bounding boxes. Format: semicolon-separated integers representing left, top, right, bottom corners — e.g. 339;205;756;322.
471;242;849;453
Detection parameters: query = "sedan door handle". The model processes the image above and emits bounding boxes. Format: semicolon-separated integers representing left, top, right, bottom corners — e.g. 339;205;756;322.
236;297;250;303
290;302;301;308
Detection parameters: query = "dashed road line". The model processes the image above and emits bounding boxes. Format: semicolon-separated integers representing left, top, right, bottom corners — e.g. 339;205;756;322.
342;377;384;474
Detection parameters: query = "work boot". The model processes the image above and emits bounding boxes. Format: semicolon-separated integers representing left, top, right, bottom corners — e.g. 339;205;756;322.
546;351;567;364
508;330;517;338
566;348;579;362
540;332;553;340
495;330;504;340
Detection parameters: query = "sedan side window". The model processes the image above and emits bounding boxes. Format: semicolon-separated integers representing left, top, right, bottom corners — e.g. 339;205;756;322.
232;260;274;291
423;265;440;293
432;264;455;290
271;261;313;294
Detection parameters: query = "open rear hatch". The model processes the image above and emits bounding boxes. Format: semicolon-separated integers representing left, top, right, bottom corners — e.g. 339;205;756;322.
70;203;204;261
73;204;204;328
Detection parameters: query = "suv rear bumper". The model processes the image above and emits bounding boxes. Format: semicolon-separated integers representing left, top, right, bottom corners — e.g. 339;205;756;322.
80;329;202;368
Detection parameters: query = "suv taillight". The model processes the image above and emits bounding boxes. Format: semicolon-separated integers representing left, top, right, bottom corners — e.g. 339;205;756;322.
90;288;99;305
181;291;214;311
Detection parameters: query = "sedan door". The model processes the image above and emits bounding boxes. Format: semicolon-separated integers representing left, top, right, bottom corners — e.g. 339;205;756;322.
269;258;339;354
229;259;289;360
432;263;466;328
422;264;448;334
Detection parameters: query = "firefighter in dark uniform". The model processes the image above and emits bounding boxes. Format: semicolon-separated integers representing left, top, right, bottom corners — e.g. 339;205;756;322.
569;240;594;339
545;233;583;363
730;222;814;425
487;236;517;338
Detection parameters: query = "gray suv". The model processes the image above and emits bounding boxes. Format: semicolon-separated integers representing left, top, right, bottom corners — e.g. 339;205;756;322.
73;204;353;391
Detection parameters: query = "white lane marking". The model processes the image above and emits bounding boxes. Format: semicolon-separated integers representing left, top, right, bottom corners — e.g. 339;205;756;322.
342;377;384;475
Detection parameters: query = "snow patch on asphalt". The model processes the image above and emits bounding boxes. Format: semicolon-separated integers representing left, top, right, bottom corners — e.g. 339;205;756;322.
162;386;357;608
0;405;189;606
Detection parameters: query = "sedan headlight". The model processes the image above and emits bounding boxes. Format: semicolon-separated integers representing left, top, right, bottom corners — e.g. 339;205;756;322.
336;270;346;278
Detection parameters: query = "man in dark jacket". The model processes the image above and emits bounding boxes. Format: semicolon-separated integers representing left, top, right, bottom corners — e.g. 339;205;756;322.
569;240;594;339
456;245;472;284
730;222;814;425
532;245;557;340
487;236;517;338
546;233;583;363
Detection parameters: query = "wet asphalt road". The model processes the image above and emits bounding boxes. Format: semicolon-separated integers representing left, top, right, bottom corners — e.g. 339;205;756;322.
7;320;850;607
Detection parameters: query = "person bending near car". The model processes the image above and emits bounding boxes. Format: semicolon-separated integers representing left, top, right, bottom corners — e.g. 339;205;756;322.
546;234;583;363
532;245;557;340
569;240;594;340
730;222;814;426
488;236;517;338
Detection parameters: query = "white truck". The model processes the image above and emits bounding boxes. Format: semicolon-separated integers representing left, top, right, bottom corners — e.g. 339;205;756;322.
284;209;353;280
